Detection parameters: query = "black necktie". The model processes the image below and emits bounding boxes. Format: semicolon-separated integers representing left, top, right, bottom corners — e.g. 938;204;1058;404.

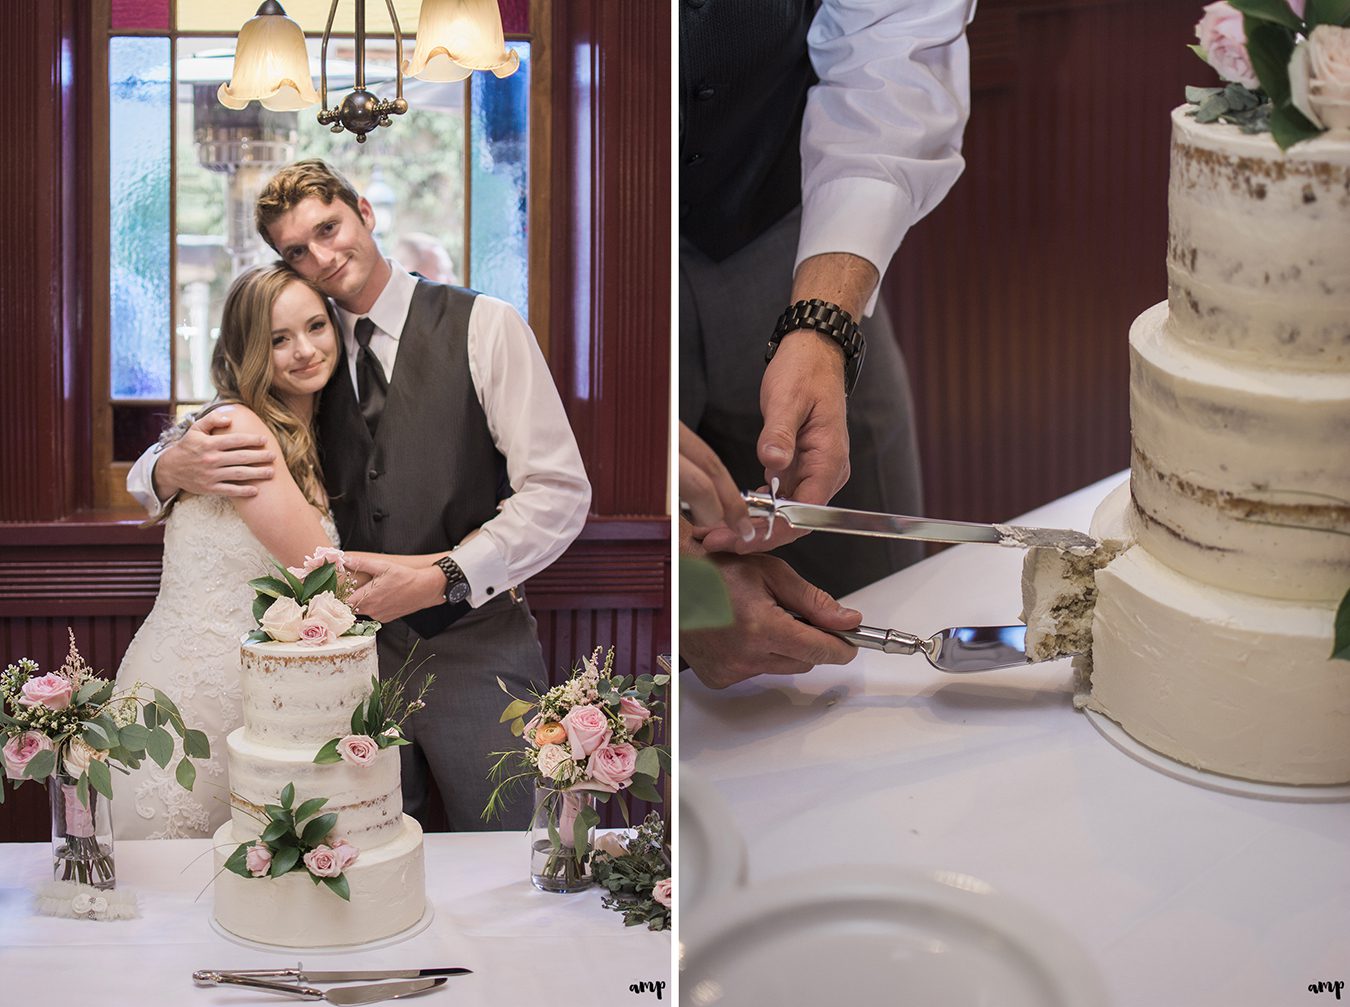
353;316;387;436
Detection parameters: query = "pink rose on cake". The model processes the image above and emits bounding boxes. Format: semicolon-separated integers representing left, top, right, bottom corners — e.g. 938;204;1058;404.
618;696;651;734
1291;26;1350;131
652;877;672;908
2;731;54;779
303;845;343;878
260;596;305;642
337;734;378;766
331;837;360;871
245;842;273;877
301;546;347;576
306;591;356;637
297;618;331;646
1195;2;1259;88
18;672;73;711
561;704;611;760
587;742;638;790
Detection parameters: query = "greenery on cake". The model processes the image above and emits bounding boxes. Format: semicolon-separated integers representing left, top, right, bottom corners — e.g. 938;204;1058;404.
1188;0;1350;148
313;654;434;765
246;548;380;645
1334;586;1350;660
223;782;357;901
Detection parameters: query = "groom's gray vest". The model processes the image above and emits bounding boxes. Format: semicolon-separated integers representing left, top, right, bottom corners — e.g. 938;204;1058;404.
317;280;508;639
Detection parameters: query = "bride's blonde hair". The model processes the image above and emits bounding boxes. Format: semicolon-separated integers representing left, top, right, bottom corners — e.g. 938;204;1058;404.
157;264;335;520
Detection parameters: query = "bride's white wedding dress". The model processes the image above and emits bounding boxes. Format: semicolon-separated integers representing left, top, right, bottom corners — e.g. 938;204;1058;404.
111;493;338;840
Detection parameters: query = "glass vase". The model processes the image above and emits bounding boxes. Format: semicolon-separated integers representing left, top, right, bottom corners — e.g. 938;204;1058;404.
529;781;596;893
49;774;116;890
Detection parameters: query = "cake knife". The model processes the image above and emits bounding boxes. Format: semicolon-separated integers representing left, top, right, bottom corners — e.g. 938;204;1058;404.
192;973;447;1003
743;491;1099;551
199;967;472;983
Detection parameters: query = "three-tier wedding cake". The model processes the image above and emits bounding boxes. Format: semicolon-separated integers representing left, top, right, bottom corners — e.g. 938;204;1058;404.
211;633;426;946
1023;106;1350;786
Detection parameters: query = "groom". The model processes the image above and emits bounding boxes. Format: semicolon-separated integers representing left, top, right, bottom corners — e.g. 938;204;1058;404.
127;160;591;831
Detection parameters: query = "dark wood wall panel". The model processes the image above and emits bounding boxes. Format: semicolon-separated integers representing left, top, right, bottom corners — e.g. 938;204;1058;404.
887;0;1199;525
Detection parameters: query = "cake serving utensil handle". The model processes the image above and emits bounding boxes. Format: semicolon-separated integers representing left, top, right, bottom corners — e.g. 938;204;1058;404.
192;972;448;1003
192;971;326;998
823;622;1030;673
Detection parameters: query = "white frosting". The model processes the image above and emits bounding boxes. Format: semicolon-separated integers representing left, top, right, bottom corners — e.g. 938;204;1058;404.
211;816;426;948
1167;106;1350;369
1129;301;1350;602
225;730;404;849
239;634;379;746
1085;486;1350;786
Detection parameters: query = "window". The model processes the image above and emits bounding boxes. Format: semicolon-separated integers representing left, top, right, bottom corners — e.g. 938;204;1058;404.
98;0;539;507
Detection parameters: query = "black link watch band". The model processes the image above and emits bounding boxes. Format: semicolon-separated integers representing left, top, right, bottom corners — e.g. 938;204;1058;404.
765;298;866;396
436;555;470;605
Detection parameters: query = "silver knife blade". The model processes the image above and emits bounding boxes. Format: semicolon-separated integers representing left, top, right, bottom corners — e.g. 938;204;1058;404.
325;977;447;1006
743;492;1099;551
303;969;471;982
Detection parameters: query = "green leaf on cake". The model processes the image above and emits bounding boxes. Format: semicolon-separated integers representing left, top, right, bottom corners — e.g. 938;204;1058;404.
350;700;366;737
313;738;343;764
1270;103;1322;149
87;758;114;800
22;748;55;781
146;726;174;769
270;843;301;877
1245;20;1296;104
1332;587;1350;661
248;575;290;599
261;819;291;844
1231;0;1306;30
293;796;329;822
321;874;351;901
223;843;251;878
279;782;295;808
1308;0;1350;28
301;812;339;847
175;756;196;792
299;564;338;604
251;596;273;625
183;729;210;759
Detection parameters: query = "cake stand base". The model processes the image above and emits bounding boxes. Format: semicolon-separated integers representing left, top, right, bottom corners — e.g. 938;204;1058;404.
1083;709;1350;803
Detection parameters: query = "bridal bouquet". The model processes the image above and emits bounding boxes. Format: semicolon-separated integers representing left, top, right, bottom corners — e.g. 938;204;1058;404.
592;812;672;931
246;547;379;646
485;647;670;891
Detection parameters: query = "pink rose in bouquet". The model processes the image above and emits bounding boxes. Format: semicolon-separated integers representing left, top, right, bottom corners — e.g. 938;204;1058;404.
303;845;343;878
307;591;356;637
332;838;360;871
2;730;54;779
1196;2;1259;88
245;842;273;877
618;696;651;734
297;618;332;646
18;673;74;711
587;742;638;790
652;877;672;908
561;704;611;760
337;734;378;766
261;596;305;642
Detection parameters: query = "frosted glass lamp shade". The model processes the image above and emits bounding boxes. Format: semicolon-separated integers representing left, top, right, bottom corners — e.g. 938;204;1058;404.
217;4;320;111
405;0;520;82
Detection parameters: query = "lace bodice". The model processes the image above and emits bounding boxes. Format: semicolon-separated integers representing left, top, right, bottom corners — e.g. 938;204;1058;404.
112;494;338;839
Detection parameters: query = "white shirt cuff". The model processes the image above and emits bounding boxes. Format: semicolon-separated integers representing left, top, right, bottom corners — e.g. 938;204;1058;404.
126;447;174;518
451;532;511;609
796;176;918;317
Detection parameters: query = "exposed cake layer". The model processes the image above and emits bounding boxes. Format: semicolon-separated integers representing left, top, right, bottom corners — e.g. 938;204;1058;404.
1167;105;1350;370
1084;488;1350;786
225;727;403;850
1129;301;1350;602
212;815;426;948
1020;536;1130;662
240;634;378;748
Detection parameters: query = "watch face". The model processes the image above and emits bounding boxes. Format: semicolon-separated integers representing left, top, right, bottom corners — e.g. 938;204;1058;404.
446;580;470;605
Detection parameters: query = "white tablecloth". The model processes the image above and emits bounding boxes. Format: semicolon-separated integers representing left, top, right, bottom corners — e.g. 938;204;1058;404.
681;473;1350;1006
0;832;670;1005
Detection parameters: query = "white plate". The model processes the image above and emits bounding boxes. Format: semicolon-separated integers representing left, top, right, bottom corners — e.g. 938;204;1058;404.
680;868;1108;1007
1084;709;1350;803
678;768;748;916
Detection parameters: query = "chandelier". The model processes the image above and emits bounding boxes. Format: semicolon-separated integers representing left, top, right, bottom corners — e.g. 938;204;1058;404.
217;0;519;143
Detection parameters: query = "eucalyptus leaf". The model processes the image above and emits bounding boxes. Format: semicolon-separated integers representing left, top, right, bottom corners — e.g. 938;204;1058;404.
142;701;159;730
74;678;105;706
118;723;151;752
510;716;525;738
313;738;343;764
270;843;301;877
280;782;295;808
635;746;660;780
652;674;670;687
679;555;734;630
294;796;330;822
1185;84;1223;103
301;812;339;846
89;681;114;706
175;756;197;791
88;758;114;800
146;726;174;769
321;874;351;901
81;721;111;751
183;728;210;759
23;748;56;781
1231;0;1306;30
1332;586;1350;661
628;778;662;803
499;698;534;723
152;690;184;732
76;771;90;809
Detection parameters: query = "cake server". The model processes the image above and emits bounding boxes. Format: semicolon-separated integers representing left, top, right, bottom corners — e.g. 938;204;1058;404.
823;621;1030;673
192;972;446;1003
743;491;1099;551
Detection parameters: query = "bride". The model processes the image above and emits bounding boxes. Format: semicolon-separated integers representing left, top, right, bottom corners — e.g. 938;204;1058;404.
112;264;432;840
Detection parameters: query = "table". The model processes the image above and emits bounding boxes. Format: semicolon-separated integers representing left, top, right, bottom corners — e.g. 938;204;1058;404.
0;832;670;1005
681;473;1350;1006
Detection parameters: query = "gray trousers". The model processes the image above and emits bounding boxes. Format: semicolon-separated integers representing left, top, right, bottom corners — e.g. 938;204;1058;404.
379;592;547;832
680;208;925;597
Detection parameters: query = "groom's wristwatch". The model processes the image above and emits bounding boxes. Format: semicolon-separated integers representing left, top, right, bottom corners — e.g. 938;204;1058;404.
766;298;866;396
436;555;470;605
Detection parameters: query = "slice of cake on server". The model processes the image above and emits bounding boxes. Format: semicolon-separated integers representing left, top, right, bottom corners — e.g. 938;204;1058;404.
211;550;429;948
1022;52;1350;786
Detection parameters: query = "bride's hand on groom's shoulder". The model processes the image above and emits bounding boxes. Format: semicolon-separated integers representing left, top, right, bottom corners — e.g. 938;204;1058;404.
156;407;276;499
344;555;446;622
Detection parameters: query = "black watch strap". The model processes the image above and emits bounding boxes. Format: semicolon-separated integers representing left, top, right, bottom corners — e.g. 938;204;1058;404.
436;554;469;605
766;298;866;395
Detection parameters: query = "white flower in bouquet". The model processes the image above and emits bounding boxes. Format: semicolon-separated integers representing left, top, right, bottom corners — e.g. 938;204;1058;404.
535;743;574;781
1291;26;1350;131
62;736;107;778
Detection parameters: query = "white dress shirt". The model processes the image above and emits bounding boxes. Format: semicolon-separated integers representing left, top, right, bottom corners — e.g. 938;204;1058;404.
797;0;977;314
127;259;591;608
